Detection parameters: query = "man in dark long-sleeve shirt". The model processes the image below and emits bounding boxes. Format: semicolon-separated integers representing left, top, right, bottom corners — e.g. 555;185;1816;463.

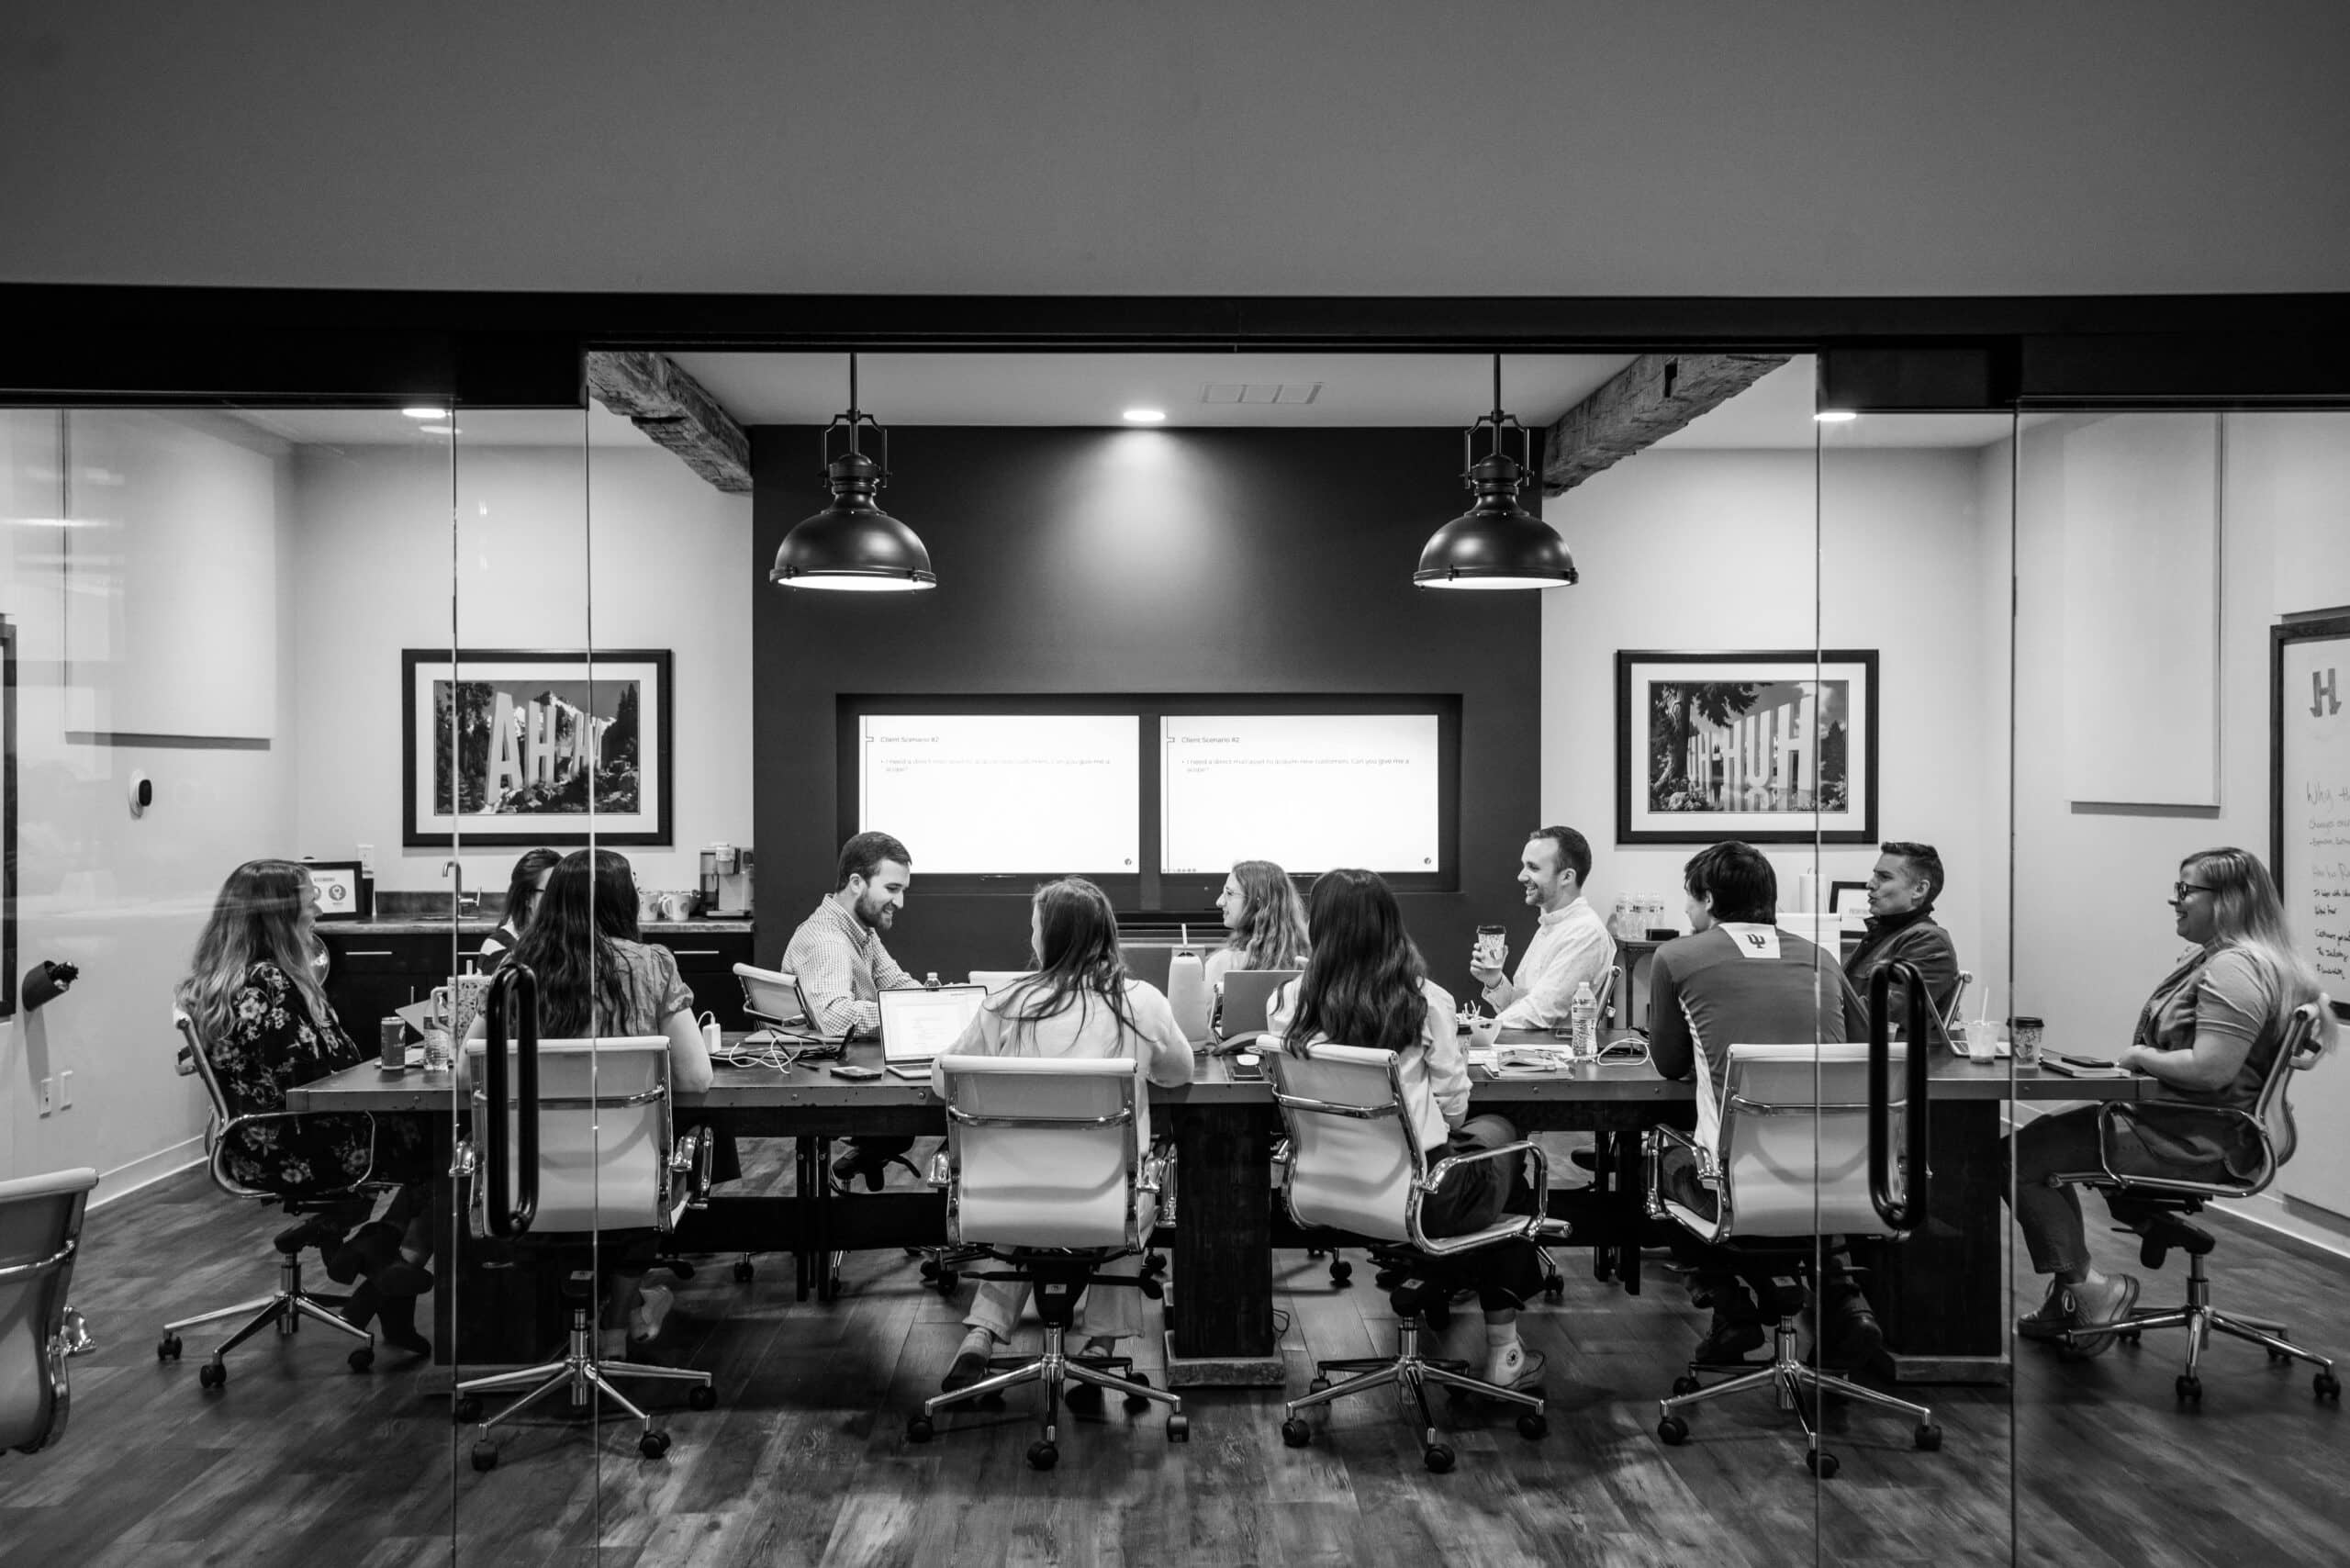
1843;841;1962;1038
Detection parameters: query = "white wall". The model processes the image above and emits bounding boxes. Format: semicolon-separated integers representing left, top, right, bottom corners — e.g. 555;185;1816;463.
1539;446;1991;980
2;4;2345;297
0;409;298;1188
291;435;755;897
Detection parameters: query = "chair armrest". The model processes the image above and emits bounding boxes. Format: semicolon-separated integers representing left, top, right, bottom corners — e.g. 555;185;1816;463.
1641;1125;1718;1226
2088;1100;2270;1198
670;1125;715;1210
207;1108;382;1201
1408;1139;1569;1254
61;1305;95;1358
1136;1146;1174;1198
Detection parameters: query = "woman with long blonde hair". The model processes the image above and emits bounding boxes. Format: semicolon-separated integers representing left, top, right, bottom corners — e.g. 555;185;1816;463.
179;858;436;1353
2008;846;2336;1353
1205;858;1310;990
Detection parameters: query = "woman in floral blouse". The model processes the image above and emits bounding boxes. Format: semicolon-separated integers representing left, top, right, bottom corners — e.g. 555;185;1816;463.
179;858;436;1351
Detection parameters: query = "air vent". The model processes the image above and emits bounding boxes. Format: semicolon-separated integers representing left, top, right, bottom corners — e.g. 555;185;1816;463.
1200;382;1323;407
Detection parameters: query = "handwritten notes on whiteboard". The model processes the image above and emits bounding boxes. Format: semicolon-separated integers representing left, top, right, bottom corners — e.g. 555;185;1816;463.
2277;622;2350;1010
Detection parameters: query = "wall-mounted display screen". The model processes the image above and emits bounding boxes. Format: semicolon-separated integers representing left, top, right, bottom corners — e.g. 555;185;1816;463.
857;712;1140;874
1161;713;1442;875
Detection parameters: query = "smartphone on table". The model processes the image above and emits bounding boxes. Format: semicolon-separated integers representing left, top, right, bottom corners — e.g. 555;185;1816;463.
830;1063;882;1081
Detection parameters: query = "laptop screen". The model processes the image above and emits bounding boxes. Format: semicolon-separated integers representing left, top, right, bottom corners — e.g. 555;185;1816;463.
878;985;987;1064
1218;969;1300;1041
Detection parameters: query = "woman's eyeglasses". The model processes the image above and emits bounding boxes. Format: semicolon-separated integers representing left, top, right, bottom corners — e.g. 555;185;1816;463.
2170;881;2217;903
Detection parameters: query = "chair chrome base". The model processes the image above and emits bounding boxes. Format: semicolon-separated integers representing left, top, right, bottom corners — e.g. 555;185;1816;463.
455;1306;715;1469
1282;1315;1549;1472
161;1248;371;1381
1657;1318;1939;1476
2061;1251;2339;1399
910;1322;1186;1468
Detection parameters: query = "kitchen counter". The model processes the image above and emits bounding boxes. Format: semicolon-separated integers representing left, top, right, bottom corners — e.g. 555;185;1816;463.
330;916;754;935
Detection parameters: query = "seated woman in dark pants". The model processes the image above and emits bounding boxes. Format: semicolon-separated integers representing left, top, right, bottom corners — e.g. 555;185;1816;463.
177;858;439;1354
2007;846;2335;1351
1267;868;1548;1392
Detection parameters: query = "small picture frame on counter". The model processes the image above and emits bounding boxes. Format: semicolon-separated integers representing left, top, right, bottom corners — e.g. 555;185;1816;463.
303;859;369;921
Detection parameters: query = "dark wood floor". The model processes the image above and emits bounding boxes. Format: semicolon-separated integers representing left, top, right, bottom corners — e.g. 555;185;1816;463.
6;1152;2346;1568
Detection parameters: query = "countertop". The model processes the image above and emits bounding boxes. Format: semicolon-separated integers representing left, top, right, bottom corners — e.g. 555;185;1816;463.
320;917;754;936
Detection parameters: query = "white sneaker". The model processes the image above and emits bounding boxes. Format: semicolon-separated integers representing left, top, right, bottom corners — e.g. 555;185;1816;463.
630;1282;675;1344
1484;1338;1547;1391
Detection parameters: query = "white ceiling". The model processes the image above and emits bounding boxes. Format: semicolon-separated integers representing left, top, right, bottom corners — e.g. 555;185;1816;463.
229;353;2023;452
668;352;1640;430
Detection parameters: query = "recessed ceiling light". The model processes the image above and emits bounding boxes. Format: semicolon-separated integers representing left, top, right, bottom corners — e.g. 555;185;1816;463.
1814;409;1860;423
1122;408;1168;424
401;406;448;420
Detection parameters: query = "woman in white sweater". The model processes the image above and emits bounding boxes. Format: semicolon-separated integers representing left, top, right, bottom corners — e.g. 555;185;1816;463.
937;877;1192;1394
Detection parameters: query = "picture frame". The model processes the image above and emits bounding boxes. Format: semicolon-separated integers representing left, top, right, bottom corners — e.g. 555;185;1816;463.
402;649;674;848
1615;649;1879;846
0;617;15;1019
2270;610;2350;1022
1828;879;1871;918
304;860;367;922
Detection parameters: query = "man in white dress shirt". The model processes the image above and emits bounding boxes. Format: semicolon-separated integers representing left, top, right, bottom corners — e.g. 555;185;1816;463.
1468;824;1615;1030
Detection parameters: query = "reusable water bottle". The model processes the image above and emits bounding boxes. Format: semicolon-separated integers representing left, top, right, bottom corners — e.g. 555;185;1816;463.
1570;981;1598;1064
1166;947;1213;1045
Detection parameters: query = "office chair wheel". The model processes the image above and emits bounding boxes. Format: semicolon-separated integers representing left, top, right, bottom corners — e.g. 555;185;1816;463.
1281;1417;1312;1448
157;1333;182;1361
639;1430;672;1460
1671;1374;1701;1396
454;1394;484;1424
470;1442;498;1473
2267;1346;2288;1362
1544;1272;1565;1301
1657;1416;1688;1446
733;1258;755;1284
1307;1376;1331;1395
1422;1443;1455;1473
1027;1439;1058;1471
688;1384;718;1411
2315;1372;2342;1401
1915;1422;1942;1451
2118;1328;2141;1346
2175;1374;2202;1404
1166;1414;1190;1442
197;1360;227;1391
349;1347;374;1373
1329;1260;1353;1286
1516;1411;1548;1440
1807;1449;1839;1480
905;1416;934;1443
934;1269;960;1295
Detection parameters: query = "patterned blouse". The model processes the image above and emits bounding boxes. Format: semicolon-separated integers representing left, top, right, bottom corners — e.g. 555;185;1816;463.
208;959;420;1196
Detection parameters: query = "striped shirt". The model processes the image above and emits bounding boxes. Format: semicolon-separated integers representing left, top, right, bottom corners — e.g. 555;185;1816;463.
781;897;918;1039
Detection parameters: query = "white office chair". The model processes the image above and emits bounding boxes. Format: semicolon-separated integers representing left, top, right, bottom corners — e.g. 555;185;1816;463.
905;1054;1186;1470
2052;1000;2339;1404
158;1011;383;1382
1646;1040;1942;1476
453;1024;716;1472
1266;1042;1570;1473
1;1167;99;1456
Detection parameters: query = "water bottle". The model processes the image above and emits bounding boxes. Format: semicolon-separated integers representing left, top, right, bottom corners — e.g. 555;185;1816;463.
1166;948;1212;1045
1570;981;1598;1064
923;971;940;990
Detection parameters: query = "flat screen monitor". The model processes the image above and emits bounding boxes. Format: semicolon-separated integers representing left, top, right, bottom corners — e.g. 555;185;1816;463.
856;712;1140;876
1160;712;1442;876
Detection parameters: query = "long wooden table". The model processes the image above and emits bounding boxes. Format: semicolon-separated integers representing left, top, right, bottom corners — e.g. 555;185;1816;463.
290;1037;2150;1384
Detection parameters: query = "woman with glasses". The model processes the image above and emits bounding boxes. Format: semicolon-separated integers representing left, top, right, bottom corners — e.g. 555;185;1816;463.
2007;847;2336;1351
1205;858;1310;991
477;846;560;967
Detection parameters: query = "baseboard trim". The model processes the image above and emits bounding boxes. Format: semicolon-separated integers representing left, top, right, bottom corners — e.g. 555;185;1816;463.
89;1138;206;1209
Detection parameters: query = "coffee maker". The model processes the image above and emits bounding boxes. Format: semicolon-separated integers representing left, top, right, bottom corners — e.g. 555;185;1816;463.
700;843;755;918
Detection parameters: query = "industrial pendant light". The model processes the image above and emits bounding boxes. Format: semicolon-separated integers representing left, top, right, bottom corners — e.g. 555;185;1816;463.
770;353;936;592
1413;354;1577;590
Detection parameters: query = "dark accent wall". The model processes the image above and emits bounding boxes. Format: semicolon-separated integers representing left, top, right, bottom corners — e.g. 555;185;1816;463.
751;425;1540;996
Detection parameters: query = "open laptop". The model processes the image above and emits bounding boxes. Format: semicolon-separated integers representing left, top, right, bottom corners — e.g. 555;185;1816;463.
1215;968;1300;1049
731;963;844;1057
877;984;987;1075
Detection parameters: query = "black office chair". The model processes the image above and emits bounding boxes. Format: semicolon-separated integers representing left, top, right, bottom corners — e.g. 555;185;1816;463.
2053;999;2340;1404
157;1012;385;1383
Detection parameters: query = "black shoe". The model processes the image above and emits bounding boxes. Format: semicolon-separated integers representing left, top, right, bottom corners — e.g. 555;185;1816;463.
1821;1294;1885;1370
326;1221;400;1285
374;1293;432;1358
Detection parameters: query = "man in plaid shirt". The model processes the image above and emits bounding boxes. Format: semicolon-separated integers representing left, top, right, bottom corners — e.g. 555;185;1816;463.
784;831;924;1191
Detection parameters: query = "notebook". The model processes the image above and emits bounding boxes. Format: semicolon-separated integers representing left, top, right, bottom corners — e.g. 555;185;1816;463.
1216;969;1301;1047
878;984;987;1066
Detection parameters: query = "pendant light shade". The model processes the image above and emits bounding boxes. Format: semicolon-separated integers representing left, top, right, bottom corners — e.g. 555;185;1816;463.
770;355;936;592
1414;356;1577;590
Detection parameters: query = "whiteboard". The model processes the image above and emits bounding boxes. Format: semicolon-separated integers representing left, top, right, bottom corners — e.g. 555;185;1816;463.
2275;613;2350;1220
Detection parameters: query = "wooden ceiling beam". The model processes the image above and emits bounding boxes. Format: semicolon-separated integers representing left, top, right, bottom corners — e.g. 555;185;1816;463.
586;350;752;494
1540;352;1789;494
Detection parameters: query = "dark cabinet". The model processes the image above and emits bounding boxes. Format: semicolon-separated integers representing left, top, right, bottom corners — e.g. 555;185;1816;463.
319;925;755;1037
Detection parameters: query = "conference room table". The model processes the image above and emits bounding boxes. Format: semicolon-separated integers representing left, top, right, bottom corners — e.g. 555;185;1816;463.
289;1034;2153;1385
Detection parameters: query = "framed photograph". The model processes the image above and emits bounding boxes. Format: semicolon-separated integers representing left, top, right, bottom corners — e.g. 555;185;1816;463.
402;649;674;848
304;860;367;921
2271;610;2350;1022
1829;879;1871;918
1615;649;1879;846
